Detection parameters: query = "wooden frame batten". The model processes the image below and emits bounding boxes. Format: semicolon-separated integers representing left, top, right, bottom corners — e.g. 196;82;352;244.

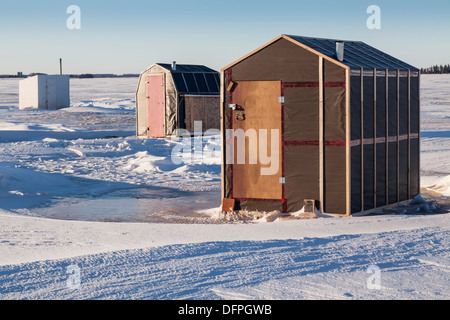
396;69;400;203
385;68;389;206
345;69;351;215
373;67;377;208
360;67;364;211
319;57;325;213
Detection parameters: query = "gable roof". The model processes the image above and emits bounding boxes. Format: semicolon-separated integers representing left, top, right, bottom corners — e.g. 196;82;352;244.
285;35;418;71
222;34;418;72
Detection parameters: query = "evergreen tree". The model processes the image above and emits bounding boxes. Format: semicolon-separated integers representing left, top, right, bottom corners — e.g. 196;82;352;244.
420;64;450;74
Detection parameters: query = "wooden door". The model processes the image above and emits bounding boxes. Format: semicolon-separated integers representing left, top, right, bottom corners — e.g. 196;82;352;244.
231;81;282;200
147;74;165;138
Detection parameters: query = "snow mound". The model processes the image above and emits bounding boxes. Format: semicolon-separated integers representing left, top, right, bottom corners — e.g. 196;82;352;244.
379;195;441;215
212;209;319;223
424;175;450;198
409;194;428;205
121;151;171;173
0;165;79;209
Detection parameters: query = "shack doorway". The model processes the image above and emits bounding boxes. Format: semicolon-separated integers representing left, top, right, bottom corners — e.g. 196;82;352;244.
147;74;165;138
230;81;283;201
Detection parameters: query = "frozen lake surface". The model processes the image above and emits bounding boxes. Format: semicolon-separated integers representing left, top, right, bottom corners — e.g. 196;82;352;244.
0;77;222;222
0;76;448;300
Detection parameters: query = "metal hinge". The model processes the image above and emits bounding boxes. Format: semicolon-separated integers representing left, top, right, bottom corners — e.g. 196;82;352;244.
279;177;285;184
278;96;285;103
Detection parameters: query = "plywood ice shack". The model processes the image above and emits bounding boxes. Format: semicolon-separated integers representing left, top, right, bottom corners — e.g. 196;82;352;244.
19;75;70;110
221;34;420;216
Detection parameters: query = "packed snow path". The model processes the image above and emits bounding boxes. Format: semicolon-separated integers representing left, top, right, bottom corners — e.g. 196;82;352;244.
0;213;448;300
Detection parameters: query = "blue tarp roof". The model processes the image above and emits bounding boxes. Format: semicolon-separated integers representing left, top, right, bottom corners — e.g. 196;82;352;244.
285;35;419;71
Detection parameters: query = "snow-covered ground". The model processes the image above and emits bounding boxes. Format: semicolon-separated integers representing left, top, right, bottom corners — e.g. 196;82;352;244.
0;76;449;300
420;75;450;197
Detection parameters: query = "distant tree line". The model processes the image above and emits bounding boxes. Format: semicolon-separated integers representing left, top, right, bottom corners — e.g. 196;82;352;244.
420;64;450;74
71;74;139;78
0;73;139;79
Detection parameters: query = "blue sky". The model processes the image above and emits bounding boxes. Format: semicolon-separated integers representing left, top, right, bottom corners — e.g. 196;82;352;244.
0;0;449;74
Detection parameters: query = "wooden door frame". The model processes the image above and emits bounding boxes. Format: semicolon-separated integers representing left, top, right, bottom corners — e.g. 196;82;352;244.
229;80;284;203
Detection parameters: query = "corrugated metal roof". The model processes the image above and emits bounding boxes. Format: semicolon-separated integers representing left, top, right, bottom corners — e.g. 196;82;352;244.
285;35;419;71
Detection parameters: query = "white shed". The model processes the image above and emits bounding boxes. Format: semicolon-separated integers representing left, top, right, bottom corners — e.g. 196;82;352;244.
19;75;70;110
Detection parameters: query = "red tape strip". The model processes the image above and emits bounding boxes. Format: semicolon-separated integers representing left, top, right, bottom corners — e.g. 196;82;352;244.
282;82;346;88
285;140;346;147
234;198;283;203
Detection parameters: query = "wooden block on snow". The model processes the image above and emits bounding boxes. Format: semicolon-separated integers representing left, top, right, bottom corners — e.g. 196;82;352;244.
221;198;235;213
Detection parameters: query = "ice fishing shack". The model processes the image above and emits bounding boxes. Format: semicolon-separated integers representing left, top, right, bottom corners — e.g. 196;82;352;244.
220;34;420;216
19;75;70;110
136;62;221;138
